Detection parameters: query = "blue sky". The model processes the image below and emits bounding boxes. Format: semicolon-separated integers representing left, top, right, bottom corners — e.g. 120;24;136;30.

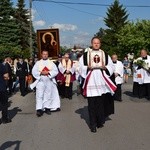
12;0;150;47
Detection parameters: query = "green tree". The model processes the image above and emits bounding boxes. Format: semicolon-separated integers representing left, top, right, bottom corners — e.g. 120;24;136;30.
15;0;37;58
117;20;150;58
15;0;30;50
95;0;128;57
0;0;21;59
95;28;105;38
0;45;22;61
104;0;128;32
60;46;69;55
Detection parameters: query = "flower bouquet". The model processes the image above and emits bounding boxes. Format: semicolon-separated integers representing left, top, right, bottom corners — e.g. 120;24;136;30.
133;58;150;73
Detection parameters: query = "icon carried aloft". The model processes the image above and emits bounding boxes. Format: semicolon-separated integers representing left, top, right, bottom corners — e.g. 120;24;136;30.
37;29;60;59
42;32;57;47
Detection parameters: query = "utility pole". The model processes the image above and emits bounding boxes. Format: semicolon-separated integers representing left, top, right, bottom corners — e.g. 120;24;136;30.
29;0;33;57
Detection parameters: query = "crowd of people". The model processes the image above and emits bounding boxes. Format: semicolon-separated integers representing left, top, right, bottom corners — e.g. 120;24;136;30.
0;37;150;133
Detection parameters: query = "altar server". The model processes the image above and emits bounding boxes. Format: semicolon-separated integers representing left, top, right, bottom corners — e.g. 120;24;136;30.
31;50;60;117
132;64;139;97
79;37;116;133
135;49;150;100
111;54;124;101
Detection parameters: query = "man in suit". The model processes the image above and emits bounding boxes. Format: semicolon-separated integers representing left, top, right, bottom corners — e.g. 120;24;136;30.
0;62;11;124
3;57;13;96
16;57;28;96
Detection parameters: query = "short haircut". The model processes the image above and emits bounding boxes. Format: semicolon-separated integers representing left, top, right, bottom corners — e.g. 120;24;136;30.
91;37;101;43
41;50;48;53
141;49;148;53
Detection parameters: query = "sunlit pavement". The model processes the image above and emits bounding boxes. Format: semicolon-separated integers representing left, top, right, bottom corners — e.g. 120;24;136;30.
0;77;150;150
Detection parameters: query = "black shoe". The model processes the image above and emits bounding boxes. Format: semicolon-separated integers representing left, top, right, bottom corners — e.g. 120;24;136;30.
147;97;150;100
36;109;43;117
21;93;26;97
97;124;104;128
8;92;12;96
60;96;65;99
12;87;15;93
90;127;97;133
1;118;12;124
117;99;122;102
45;108;51;115
56;108;61;111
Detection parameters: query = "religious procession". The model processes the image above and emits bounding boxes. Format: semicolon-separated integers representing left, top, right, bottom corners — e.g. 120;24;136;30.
0;0;150;149
1;36;150;134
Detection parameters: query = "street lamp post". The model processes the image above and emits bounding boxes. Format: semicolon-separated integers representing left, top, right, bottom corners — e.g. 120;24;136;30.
29;0;33;57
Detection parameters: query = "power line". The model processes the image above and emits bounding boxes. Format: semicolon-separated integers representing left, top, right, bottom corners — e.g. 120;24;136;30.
33;0;108;6
32;3;47;22
51;2;103;17
33;0;104;17
33;0;150;8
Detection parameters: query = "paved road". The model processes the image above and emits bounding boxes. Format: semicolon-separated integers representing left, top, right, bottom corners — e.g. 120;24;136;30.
0;77;150;150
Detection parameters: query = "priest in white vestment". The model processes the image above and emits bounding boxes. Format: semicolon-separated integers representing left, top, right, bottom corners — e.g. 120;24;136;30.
79;37;116;133
31;50;60;117
111;54;124;101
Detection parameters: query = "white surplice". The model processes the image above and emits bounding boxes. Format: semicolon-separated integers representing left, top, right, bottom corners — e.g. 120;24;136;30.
32;59;60;110
79;49;116;97
133;64;144;84
142;55;150;83
134;55;150;84
113;60;124;85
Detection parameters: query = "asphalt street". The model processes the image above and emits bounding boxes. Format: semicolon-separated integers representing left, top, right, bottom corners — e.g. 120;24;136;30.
0;77;150;150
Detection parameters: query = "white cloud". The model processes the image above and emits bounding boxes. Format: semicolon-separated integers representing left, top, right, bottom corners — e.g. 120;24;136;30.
78;31;89;36
51;23;77;31
60;31;91;47
92;16;104;24
97;17;104;21
33;20;46;27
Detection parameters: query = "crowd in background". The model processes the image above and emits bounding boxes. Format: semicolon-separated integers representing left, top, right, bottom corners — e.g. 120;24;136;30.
1;53;134;99
1;46;150;128
2;57;36;97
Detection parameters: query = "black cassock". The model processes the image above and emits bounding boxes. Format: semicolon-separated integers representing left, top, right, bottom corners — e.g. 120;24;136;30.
104;73;115;118
132;65;150;99
83;51;115;121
